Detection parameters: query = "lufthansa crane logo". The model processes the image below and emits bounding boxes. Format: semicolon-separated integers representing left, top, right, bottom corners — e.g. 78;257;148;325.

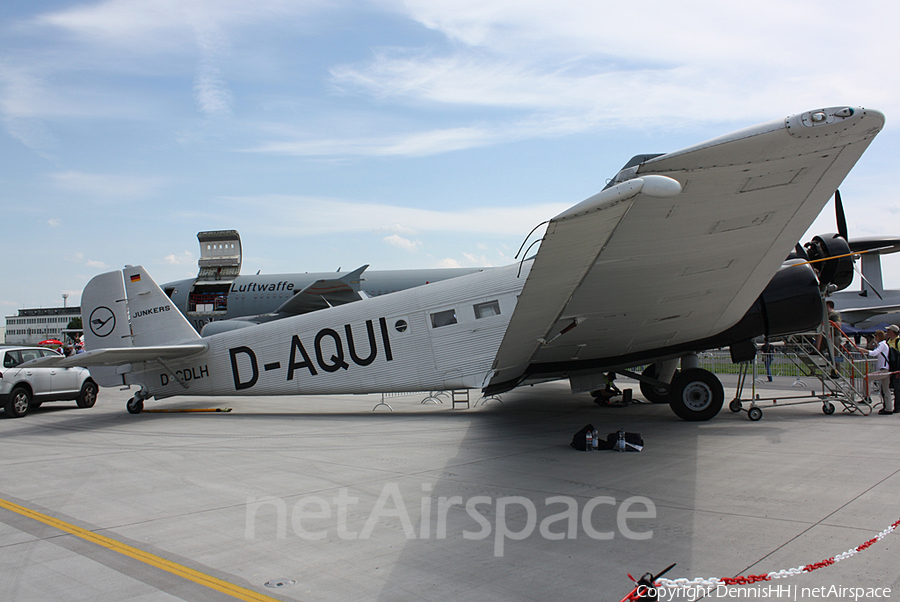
89;306;116;338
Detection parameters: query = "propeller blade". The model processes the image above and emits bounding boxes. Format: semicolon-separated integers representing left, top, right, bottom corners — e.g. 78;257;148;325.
794;243;809;261
835;189;849;241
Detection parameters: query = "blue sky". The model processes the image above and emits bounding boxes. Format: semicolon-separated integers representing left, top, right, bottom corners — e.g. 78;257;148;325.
2;0;898;311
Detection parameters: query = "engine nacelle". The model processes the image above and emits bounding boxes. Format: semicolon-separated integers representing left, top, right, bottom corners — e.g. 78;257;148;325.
723;260;823;345
804;233;853;292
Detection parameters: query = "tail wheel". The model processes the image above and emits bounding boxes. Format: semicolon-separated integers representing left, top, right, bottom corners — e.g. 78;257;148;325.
6;386;31;418
668;368;724;421
76;381;98;408
126;397;144;414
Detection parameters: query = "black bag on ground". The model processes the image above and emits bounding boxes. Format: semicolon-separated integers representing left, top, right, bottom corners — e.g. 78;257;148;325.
570;424;594;450
606;431;644;451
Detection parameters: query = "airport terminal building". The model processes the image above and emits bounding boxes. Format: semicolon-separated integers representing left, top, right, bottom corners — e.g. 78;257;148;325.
4;307;83;346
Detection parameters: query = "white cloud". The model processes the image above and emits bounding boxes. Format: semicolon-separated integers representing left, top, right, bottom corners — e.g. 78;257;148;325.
86;260;108;268
339;1;900;134
50;171;165;200
383;234;421;252
375;224;418;236
246;125;508;158
30;0;315;48
192;22;233;119
220;194;562;237
48;218;61;227
164;250;195;265
434;257;462;268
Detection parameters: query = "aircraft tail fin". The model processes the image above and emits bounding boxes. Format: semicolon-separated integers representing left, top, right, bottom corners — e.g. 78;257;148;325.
82;266;200;351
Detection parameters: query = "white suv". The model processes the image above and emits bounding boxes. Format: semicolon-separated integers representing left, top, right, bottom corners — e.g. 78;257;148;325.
1;346;98;418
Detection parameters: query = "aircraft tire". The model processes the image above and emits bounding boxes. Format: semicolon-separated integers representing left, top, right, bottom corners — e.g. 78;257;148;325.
126;397;143;414
6;386;31;418
668;368;724;421
640;365;677;404
76;381;98;408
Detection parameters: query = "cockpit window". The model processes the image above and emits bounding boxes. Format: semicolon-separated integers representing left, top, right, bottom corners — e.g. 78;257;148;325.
430;309;458;328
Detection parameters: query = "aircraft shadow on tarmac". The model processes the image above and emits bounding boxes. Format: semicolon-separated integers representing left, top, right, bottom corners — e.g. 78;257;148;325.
4;383;894;599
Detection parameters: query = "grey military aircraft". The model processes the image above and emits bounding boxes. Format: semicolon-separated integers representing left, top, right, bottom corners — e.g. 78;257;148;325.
29;106;884;422
161;230;484;336
829;236;900;330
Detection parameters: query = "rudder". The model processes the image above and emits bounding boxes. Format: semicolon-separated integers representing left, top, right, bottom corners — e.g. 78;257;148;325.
82;270;134;350
122;265;200;346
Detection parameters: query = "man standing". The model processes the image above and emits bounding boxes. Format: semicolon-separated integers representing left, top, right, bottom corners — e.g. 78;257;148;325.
868;330;895;415
820;300;843;378
886;324;900;412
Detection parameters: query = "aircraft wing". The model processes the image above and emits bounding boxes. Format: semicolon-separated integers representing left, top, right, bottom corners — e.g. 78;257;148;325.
838;305;900;326
489;106;884;389
24;344;209;368
272;265;369;316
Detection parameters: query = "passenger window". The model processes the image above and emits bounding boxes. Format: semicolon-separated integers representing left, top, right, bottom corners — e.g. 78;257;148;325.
474;301;501;319
20;350;40;363
431;309;458;328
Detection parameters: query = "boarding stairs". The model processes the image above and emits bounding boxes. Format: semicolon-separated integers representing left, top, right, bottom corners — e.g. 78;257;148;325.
730;321;875;420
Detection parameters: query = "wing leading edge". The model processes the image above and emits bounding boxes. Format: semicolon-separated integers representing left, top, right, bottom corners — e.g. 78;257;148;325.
489;106;884;390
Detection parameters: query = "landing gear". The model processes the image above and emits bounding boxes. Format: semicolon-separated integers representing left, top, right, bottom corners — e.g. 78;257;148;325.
640;365;678;404
668;368;724;421
126;389;150;414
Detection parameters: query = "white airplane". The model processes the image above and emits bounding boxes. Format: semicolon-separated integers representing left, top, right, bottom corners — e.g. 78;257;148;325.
28;106;884;421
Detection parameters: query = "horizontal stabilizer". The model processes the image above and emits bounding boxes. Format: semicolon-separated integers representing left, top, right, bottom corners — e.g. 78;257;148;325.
24;343;208;368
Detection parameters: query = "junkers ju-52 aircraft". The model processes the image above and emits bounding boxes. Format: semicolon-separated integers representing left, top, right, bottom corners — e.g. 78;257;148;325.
161;231;484;336
30;106;884;421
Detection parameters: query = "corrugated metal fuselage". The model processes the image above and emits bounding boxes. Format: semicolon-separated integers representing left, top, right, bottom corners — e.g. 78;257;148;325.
126;264;527;399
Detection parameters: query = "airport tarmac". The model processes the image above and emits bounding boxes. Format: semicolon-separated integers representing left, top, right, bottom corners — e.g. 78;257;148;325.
1;376;899;602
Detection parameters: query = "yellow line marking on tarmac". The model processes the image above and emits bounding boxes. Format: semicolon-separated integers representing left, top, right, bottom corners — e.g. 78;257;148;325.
0;497;281;602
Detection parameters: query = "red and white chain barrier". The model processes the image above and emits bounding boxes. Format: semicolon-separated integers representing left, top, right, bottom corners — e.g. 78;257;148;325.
621;517;900;599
